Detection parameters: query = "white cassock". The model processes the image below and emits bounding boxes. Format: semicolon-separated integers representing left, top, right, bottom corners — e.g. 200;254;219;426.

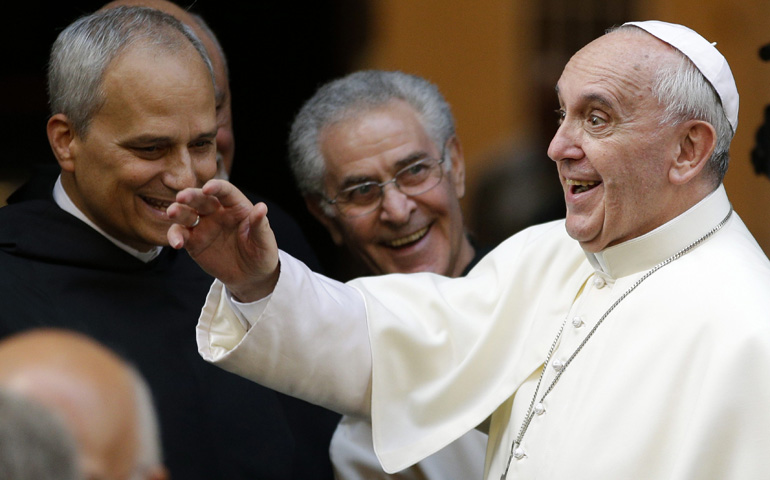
330;416;487;480
197;185;770;479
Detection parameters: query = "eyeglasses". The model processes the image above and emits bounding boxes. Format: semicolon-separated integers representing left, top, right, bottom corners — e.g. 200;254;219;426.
325;150;447;218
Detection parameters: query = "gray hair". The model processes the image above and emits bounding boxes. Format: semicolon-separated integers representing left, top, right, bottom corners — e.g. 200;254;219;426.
613;25;733;184
0;388;81;480
288;70;456;198
47;5;214;137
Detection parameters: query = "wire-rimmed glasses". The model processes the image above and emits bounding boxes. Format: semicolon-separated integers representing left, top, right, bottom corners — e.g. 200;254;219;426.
325;149;447;218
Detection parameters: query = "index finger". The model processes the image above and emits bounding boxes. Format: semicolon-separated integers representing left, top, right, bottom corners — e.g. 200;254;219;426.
200;179;252;209
172;187;222;217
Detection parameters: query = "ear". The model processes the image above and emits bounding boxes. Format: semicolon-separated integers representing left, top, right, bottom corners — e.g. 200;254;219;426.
304;195;345;246
445;136;466;199
46;113;78;172
669;120;716;185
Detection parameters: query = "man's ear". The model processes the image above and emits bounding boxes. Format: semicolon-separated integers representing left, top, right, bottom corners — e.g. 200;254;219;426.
304;195;345;246
669;120;716;185
445;136;466;199
46;113;78;172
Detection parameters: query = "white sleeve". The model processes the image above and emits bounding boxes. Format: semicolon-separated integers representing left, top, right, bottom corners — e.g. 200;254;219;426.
196;250;373;417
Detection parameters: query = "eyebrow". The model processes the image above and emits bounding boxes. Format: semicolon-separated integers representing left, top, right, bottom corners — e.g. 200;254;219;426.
122;128;218;146
194;129;219;141
582;92;615;110
555;85;615;109
122;134;174;146
392;151;431;170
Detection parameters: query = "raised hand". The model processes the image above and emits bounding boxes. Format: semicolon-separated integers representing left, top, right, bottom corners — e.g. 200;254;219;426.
167;179;279;302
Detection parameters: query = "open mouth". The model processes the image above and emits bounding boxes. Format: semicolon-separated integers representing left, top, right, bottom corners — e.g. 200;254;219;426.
566;179;600;195
386;226;429;248
141;196;174;213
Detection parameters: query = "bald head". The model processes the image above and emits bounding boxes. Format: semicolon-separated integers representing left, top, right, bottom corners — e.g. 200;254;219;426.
100;0;235;177
0;329;166;480
0;388;81;480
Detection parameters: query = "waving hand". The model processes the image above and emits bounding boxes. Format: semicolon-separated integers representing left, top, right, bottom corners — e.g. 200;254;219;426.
167;180;279;302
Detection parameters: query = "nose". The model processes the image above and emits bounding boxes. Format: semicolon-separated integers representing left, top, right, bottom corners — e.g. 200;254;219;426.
379;183;415;224
163;148;214;191
547;120;583;163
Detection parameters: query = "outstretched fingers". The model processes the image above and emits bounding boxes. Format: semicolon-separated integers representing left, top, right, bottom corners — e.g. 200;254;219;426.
165;180;280;300
173;180;232;216
166;180;240;250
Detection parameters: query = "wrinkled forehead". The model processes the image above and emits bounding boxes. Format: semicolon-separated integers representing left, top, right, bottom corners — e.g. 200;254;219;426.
575;28;674;72
322;100;431;149
558;32;665;101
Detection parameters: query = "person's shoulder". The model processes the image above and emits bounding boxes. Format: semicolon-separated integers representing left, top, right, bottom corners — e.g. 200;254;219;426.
689;212;770;283
514;218;569;240
487;219;577;261
5;164;58;204
1;164;66;231
0;198;151;272
657;215;770;336
458;219;586;291
0;197;68;233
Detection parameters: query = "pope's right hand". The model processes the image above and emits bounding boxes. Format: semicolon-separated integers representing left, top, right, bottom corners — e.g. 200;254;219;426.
167;179;279;302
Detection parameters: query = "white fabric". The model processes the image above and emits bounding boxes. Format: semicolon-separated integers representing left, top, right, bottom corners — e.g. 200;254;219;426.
197;185;770;479
622;20;739;132
330;416;487;480
197;255;373;416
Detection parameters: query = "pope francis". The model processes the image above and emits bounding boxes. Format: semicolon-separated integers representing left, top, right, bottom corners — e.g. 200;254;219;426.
167;21;770;480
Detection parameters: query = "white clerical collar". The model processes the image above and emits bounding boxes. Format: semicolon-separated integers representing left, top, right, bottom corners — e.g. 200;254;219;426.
585;184;731;279
53;176;162;263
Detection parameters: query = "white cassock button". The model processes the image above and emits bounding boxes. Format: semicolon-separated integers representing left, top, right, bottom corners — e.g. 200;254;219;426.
534;402;546;415
552;359;565;372
513;447;526;460
593;276;606;288
572;316;584;328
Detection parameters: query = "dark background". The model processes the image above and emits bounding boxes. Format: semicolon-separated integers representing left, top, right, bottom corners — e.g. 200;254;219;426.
2;1;372;274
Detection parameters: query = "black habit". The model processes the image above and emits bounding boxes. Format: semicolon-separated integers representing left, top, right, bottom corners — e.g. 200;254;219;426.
0;176;340;479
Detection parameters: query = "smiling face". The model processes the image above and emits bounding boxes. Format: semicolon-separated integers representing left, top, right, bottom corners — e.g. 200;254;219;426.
99;0;234;177
547;30;692;252
57;42;217;252
314;100;474;276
